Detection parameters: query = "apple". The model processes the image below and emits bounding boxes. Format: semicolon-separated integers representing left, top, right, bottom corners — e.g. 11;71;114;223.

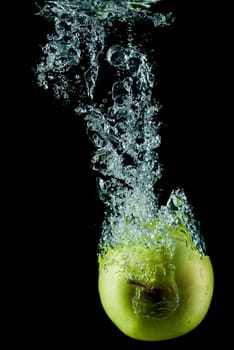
98;221;214;341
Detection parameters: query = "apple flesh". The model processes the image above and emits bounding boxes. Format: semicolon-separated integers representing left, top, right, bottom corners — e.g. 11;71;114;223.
98;226;214;341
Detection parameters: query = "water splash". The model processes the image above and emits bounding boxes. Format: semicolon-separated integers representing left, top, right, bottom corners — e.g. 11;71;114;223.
36;0;205;262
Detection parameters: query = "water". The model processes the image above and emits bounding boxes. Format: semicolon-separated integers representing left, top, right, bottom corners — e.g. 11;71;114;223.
36;0;205;259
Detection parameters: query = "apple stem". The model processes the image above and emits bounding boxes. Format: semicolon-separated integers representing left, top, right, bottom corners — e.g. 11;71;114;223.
127;279;160;295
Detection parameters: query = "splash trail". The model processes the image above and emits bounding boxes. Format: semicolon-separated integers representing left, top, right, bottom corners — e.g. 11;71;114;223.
36;0;214;341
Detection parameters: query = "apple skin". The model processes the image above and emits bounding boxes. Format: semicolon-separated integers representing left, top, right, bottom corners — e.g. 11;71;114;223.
98;229;214;341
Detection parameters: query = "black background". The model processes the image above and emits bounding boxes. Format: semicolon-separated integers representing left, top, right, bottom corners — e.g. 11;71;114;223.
27;0;229;347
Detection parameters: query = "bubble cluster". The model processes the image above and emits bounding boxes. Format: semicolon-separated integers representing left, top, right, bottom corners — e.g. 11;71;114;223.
36;0;205;258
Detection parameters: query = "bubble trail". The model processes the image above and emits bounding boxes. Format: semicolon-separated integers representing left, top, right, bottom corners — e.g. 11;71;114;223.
36;0;204;254
36;0;213;341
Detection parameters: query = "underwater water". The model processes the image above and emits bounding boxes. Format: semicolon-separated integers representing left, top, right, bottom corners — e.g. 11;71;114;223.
36;0;205;261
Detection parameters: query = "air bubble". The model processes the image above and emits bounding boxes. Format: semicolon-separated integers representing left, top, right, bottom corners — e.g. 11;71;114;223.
107;45;129;67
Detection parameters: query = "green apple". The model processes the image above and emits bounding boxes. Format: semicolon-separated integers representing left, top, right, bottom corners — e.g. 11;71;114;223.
98;222;214;341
